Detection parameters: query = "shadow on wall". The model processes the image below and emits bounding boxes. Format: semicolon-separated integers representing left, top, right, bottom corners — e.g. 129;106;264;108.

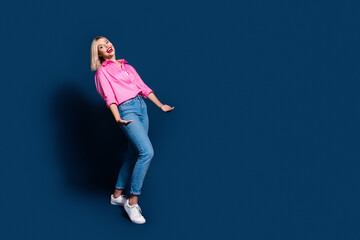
50;83;130;196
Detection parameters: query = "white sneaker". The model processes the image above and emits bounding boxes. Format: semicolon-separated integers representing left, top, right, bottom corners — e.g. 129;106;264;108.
110;194;128;206
124;199;146;224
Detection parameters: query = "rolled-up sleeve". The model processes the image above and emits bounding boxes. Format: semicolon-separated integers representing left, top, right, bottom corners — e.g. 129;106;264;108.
128;64;154;98
95;69;118;108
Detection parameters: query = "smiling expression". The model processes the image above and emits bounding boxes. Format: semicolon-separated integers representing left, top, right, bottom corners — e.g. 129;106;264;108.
97;38;115;59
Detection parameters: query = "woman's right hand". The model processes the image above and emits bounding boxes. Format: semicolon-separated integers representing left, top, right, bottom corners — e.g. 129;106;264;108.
116;119;134;126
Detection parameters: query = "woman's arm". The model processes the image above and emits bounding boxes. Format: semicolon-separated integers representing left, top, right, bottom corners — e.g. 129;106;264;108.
95;69;118;108
147;92;174;112
109;103;133;125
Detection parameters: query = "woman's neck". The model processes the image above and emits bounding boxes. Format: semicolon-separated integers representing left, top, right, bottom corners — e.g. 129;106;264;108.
105;56;116;62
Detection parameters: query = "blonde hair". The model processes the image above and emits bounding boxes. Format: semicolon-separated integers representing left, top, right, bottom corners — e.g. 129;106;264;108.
90;36;110;71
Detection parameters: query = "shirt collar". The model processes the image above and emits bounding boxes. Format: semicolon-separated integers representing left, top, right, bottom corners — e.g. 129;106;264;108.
102;59;128;67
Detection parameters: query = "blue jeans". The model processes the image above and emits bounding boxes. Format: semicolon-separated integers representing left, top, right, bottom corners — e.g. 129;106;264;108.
115;94;154;195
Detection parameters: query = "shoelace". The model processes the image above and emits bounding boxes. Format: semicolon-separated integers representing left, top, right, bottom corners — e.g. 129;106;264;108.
135;205;143;217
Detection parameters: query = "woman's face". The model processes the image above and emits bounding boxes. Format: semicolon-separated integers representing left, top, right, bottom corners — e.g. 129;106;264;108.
97;38;115;59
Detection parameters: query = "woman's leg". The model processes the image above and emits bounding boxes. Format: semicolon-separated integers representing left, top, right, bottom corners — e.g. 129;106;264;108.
113;141;138;197
119;111;154;204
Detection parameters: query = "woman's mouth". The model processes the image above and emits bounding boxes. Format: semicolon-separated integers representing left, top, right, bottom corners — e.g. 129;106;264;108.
106;47;113;53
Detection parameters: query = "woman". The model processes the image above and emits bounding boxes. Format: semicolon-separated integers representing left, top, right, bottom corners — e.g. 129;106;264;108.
90;36;174;224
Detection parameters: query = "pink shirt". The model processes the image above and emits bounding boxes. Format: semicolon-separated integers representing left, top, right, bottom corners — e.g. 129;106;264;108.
94;59;154;108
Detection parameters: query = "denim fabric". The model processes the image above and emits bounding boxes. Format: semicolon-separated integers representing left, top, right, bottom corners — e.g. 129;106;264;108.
115;94;154;195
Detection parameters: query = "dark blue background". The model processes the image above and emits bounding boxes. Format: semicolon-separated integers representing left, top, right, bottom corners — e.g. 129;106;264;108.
1;0;359;239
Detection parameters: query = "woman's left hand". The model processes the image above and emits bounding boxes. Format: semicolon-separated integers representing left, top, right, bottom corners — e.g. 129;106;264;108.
160;104;174;112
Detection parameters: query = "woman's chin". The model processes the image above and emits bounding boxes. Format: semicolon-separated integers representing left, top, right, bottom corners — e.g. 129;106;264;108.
105;52;115;58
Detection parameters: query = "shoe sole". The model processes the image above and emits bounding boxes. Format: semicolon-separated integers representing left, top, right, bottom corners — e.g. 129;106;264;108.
110;201;125;206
